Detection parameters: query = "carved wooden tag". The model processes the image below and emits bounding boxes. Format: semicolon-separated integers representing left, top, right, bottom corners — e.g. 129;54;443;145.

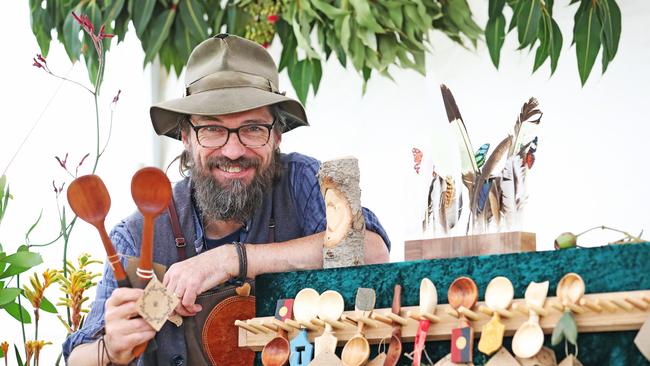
135;277;179;331
557;355;583;366
485;348;520;366
478;316;505;356
635;317;650;361
434;353;473;366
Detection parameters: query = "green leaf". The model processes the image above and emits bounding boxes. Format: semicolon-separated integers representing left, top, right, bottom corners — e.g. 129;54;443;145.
489;0;506;18
40;295;58;313
340;15;352;53
378;34;398;68
350;31;366;71
533;13;550;72
387;6;403;29
143;9;177;66
15;344;25;366
311;0;349;18
574;1;602;85
311;59;323;94
349;0;384;33
508;0;523;33
179;0;208;40
113;3;130;42
549;18;563;74
133;0;156;38
62;7;82;63
0;288;20;306
0;251;43;269
277;20;298;72
552;311;578;345
517;0;542;48
598;0;621;61
174;19;195;66
486;13;506;68
2;301;32;324
104;0;125;23
288;60;313;105
357;27;377;52
291;17;320;59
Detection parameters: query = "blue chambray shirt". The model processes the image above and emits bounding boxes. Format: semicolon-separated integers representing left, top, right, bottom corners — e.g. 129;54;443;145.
62;152;390;361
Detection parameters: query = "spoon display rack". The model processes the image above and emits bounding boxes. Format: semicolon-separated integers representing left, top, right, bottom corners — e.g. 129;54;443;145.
237;289;650;351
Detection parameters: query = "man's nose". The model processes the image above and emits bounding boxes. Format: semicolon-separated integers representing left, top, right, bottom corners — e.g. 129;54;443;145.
219;131;246;160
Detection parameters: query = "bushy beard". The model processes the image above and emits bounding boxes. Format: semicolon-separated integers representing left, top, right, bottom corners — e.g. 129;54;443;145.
191;150;280;223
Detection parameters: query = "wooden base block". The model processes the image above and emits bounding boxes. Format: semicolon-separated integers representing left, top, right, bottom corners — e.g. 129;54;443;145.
404;231;536;260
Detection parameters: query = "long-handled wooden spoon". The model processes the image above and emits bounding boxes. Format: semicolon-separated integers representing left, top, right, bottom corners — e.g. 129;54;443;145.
67;175;130;288
512;281;549;358
448;276;478;363
383;284;403;366
478;276;514;356
413;278;437;366
130;167;172;289
262;299;294;366
341;288;375;366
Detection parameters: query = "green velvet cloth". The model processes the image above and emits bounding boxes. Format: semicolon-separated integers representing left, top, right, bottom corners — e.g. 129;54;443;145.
255;243;650;365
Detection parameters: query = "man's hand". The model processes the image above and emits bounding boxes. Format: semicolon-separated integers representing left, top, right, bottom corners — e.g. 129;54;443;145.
103;288;156;364
163;244;238;316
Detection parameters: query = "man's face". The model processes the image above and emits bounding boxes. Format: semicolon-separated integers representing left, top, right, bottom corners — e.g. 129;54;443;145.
182;106;281;222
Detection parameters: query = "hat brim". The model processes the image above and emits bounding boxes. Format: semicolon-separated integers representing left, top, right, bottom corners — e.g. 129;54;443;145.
150;87;309;139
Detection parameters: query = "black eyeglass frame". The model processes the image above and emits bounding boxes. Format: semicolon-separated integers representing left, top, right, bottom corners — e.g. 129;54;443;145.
187;118;276;148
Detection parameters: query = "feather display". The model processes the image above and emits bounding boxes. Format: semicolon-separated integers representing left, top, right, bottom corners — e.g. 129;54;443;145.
518;137;538;169
422;171;442;233
474;143;490;169
477;180;491;213
488;177;502;228
439;175;459;234
440;85;478;193
470;135;513;218
510;98;542;157
512;155;528;210
500;157;516;228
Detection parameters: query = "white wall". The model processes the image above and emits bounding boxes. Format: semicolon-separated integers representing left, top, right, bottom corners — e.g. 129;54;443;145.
1;1;648;363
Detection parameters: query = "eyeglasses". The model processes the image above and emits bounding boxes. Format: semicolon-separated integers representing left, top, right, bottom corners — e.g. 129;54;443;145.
188;118;276;148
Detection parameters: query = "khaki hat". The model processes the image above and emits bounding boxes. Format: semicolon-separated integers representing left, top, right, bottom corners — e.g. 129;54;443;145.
150;34;309;139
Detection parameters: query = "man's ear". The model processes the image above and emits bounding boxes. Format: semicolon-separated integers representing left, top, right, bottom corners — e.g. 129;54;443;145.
181;129;190;150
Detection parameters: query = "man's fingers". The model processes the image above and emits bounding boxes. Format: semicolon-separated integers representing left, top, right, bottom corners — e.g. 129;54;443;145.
106;288;144;307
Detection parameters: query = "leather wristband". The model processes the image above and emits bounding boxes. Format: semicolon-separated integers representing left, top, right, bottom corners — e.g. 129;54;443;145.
232;241;247;285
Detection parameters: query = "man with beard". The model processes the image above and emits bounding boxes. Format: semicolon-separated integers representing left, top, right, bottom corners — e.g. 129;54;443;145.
64;34;390;366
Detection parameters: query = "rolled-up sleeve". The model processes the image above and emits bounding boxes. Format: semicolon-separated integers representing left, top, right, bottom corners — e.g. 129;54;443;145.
62;222;137;361
288;153;391;251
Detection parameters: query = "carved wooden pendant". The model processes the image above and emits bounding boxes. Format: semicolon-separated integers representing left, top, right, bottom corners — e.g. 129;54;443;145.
478;315;505;356
451;326;473;363
485;348;520;366
635;317;650;361
558;355;583;366
516;347;558;366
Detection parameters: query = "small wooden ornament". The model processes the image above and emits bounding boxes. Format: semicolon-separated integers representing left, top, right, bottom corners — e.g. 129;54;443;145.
309;351;344;366
434;353;473;366
635;317;650;361
451;326;473;363
557;355;583;366
314;331;337;357
167;313;182;327
516;347;558;366
135;277;179;331
290;329;314;366
485;348;521;366
478;315;506;356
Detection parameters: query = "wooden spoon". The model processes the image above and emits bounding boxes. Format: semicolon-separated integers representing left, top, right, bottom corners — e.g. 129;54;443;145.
479;276;514;356
383;284;403;366
67;175;129;288
512;281;549;358
414;278;437;365
315;290;345;358
341;288;375;366
557;273;585;308
130;167;172;289
262;299;294;366
448;276;478;363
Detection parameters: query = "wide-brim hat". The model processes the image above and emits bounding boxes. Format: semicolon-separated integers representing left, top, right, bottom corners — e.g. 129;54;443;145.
150;34;308;139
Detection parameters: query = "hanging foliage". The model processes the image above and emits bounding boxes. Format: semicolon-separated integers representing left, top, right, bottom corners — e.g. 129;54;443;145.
29;0;621;104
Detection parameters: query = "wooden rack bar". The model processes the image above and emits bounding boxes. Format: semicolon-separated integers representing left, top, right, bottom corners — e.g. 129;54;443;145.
237;289;650;351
